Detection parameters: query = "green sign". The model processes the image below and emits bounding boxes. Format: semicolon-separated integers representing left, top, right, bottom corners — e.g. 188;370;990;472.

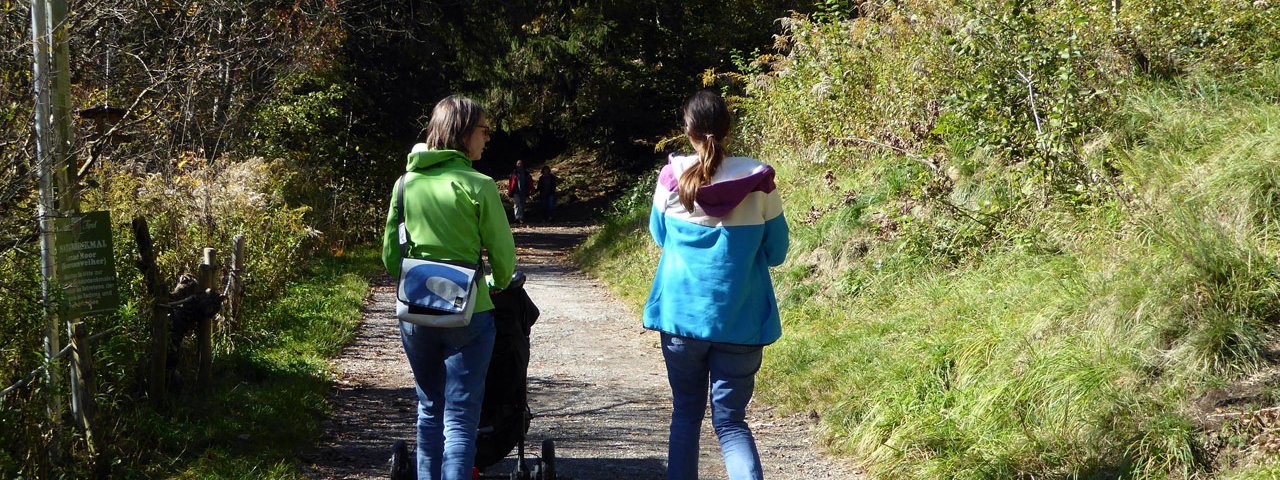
54;210;119;319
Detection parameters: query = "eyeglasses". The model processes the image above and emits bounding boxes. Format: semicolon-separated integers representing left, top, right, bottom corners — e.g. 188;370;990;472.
476;125;492;136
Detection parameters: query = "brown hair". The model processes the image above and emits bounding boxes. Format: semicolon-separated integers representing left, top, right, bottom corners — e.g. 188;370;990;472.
423;95;484;151
677;90;731;212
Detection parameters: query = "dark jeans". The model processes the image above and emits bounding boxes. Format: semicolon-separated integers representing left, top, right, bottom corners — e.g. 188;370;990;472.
542;193;556;220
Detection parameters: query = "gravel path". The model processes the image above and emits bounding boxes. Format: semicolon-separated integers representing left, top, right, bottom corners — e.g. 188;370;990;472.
304;223;861;479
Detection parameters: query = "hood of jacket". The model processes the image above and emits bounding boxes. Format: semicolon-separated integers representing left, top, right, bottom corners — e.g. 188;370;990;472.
659;154;777;217
406;144;471;172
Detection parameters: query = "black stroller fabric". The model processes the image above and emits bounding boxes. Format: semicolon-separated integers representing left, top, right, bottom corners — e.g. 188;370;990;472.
474;277;540;469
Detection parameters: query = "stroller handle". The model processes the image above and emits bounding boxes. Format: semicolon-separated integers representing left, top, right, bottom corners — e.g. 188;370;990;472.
489;270;528;294
506;270;527;291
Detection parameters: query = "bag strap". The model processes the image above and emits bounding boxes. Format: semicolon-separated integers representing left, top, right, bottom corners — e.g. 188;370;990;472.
396;174;411;259
395;173;484;272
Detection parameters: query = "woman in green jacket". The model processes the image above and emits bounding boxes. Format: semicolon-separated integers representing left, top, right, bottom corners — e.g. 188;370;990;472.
382;95;516;480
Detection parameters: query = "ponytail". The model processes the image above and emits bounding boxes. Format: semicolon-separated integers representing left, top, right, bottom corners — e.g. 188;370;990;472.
676;90;731;213
677;134;724;211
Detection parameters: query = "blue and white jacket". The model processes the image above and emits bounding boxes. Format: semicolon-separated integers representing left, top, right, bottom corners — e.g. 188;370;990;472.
643;154;790;345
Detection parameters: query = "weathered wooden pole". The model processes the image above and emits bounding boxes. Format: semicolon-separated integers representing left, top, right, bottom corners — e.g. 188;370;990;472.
67;321;95;455
227;235;245;331
197;248;218;390
48;0;93;452
50;0;76;212
133;218;168;404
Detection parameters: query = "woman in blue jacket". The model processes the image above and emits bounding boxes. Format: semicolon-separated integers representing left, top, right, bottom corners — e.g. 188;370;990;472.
644;90;789;480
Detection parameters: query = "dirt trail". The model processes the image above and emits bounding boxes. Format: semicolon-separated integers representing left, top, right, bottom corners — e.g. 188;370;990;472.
304;223;861;479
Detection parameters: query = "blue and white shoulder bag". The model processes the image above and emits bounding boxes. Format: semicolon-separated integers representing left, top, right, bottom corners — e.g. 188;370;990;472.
394;174;482;328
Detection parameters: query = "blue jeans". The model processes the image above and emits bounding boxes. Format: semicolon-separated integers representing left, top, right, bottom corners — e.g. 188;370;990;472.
401;310;496;480
512;193;527;222
661;333;765;480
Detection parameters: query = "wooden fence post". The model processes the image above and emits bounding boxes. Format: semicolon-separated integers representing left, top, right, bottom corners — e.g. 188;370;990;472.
227;235;244;331
197;248;218;390
132;218;167;404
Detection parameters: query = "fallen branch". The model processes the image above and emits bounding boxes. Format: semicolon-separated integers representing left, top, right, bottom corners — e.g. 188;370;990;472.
830;136;913;156
0;324;120;402
829;137;997;232
1208;405;1280;420
936;197;997;232
828;136;940;174
0;233;39;251
0;344;72;401
1017;70;1044;135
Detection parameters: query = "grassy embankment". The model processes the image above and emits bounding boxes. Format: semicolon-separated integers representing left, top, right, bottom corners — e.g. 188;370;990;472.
111;246;381;479
575;5;1280;479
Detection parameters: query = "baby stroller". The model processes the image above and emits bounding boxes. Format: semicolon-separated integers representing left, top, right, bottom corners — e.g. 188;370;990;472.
392;271;559;480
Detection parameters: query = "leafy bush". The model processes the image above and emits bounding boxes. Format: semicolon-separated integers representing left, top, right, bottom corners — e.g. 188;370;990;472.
87;156;316;315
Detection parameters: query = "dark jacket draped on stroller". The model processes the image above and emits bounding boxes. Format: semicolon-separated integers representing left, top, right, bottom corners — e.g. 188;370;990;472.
475;272;540;470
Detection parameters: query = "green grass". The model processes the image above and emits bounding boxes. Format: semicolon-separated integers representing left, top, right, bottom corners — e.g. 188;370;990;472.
576;68;1280;479
572;201;661;308
100;244;383;479
1219;458;1280;480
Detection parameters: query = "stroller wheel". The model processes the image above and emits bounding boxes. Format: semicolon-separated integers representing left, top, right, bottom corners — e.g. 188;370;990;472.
390;440;414;480
540;439;556;479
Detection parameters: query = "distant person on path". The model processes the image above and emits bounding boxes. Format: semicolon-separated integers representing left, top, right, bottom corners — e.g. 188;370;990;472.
537;165;558;221
508;159;534;224
643;90;789;480
382;95;516;480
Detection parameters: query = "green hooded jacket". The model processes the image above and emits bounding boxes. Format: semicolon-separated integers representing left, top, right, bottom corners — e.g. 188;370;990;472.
382;146;515;313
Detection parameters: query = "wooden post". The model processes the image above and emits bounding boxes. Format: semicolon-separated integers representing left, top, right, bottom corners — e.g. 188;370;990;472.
50;0;76;212
132;218;167;404
48;0;86;463
197;248;218;390
67;321;95;455
227;235;244;331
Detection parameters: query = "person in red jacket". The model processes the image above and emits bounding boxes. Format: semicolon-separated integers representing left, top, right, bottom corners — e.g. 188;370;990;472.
507;160;534;224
